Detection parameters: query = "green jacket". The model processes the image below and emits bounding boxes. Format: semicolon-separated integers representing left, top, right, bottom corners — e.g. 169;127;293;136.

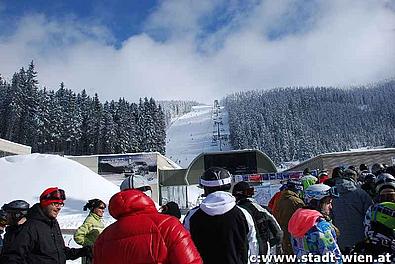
74;212;105;246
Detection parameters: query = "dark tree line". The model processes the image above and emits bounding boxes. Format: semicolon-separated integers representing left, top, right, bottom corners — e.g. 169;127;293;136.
224;80;395;164
0;62;166;155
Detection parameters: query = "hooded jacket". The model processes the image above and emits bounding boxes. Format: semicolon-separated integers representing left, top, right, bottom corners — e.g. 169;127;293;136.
0;203;85;264
184;191;259;264
93;190;202;264
331;177;373;250
288;208;342;263
273;189;305;255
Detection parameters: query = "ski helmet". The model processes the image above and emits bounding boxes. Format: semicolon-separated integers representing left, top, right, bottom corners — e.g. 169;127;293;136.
304;184;339;205
232;181;254;198
372;163;385;176
2;200;30;213
2;200;30;222
200;167;232;195
375;173;395;193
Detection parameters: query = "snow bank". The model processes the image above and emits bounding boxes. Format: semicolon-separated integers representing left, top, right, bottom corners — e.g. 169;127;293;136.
0;153;119;228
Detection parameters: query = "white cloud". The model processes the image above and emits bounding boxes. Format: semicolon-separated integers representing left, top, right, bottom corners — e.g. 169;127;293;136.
0;0;394;104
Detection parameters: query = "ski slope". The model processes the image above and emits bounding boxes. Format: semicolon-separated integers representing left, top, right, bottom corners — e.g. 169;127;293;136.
166;105;232;168
165;104;233;207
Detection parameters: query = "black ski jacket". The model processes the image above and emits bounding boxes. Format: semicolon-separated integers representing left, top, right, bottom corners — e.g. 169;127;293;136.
237;197;283;252
0;203;85;264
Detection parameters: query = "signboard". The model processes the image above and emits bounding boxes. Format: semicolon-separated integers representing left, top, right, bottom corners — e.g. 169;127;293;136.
98;154;158;184
233;171;304;183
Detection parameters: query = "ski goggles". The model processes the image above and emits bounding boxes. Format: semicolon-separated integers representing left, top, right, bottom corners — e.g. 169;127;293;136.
40;189;66;201
136;186;152;192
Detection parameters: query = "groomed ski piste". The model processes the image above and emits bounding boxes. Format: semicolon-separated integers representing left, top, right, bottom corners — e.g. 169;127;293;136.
165;104;232;206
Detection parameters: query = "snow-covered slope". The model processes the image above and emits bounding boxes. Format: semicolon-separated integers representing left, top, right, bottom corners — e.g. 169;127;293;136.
165;104;232;206
165;105;232;168
0;153;119;228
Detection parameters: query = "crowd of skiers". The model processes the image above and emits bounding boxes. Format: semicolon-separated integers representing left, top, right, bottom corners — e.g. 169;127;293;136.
0;162;393;264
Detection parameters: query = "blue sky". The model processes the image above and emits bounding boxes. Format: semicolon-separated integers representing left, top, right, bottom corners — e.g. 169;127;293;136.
0;0;157;46
0;0;394;103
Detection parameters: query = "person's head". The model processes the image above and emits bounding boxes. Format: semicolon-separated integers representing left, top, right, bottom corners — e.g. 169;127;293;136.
304;184;339;215
120;175;152;197
331;167;344;179
283;179;303;194
200;167;232;196
359;163;369;172
343;169;358;181
375;173;395;194
2;200;30;225
303;168;311;176
160;201;181;219
363;173;376;185
300;175;318;190
377;186;395;203
39;187;66;219
232;181;254;201
83;199;106;217
318;171;330;184
372;163;385;176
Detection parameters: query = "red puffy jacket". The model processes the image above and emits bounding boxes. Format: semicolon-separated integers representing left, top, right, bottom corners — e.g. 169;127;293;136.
93;190;202;264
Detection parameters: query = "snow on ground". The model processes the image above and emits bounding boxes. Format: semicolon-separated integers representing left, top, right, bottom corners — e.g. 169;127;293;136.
166;104;232;168
0;154;119;263
165;104;232;206
0;153;118;227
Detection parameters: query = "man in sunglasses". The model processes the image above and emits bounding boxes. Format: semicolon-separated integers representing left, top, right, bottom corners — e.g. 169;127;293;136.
0;187;90;264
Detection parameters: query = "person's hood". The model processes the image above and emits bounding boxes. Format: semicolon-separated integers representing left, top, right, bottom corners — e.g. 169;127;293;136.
200;191;236;216
288;208;322;238
282;189;301;199
27;203;55;225
334;177;357;193
109;189;157;220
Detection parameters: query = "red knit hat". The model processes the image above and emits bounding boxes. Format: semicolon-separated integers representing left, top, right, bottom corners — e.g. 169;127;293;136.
40;187;66;207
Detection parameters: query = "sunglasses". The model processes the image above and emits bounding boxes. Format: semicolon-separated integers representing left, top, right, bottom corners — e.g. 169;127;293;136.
41;189;66;201
98;206;106;210
51;202;64;207
137;186;152;192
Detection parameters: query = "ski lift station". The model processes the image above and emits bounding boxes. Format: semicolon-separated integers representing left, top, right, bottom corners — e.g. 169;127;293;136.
68;149;277;208
0;138;31;157
159;149;277;207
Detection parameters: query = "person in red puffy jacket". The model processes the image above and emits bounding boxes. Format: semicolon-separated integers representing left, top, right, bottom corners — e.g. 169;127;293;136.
93;189;202;264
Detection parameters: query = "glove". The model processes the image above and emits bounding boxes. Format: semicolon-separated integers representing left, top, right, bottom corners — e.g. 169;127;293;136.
81;245;93;259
